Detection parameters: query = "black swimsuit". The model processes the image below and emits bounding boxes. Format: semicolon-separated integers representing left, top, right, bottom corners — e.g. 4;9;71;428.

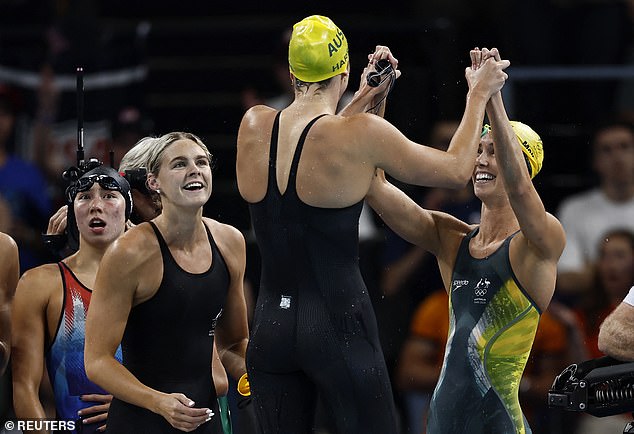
106;222;229;434
247;112;398;433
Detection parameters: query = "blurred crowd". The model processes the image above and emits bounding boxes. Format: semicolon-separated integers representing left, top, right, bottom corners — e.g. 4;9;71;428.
1;1;634;433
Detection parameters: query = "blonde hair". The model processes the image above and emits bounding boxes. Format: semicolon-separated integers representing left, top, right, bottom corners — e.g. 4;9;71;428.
119;137;156;172
144;132;211;176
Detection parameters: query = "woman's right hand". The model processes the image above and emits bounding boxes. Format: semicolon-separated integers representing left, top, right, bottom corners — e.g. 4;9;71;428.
46;205;68;235
465;47;510;98
155;393;214;432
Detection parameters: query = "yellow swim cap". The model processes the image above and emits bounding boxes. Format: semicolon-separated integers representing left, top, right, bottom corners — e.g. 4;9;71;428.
288;15;349;83
481;122;544;178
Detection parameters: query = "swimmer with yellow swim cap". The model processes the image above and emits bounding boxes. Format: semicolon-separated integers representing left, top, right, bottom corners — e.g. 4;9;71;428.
288;15;349;83
237;18;510;432
481;120;544;178
366;47;566;434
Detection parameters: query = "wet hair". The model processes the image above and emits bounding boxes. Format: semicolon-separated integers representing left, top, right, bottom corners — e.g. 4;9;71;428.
144;132;212;177
293;75;334;92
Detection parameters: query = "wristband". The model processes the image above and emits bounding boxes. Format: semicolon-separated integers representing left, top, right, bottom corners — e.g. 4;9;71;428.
624;286;634;307
237;373;250;397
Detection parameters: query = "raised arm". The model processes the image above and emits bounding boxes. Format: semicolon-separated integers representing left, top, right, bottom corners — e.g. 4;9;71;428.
486;91;565;260
11;267;53;431
366;54;509;189
598;289;634;361
0;233;18;375
338;45;399;117
366;170;469;258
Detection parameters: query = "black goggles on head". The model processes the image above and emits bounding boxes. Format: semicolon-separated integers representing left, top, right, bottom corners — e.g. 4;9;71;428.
68;174;123;202
76;174;123;192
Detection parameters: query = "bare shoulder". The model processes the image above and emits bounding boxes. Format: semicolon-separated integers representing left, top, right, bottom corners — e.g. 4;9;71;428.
239;105;278;132
331;113;403;156
517;211;566;261
0;233;18;278
0;232;16;253
203;218;246;280
310;113;387;159
103;222;159;269
203;218;245;255
337;112;389;134
16;263;61;302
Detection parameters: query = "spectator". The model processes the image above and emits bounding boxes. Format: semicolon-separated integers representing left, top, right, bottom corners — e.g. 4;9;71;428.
0;84;53;272
551;229;634;434
557;119;634;295
572;229;634;359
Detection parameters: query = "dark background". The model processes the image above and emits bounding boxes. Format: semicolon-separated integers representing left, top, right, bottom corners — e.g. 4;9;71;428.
1;0;633;231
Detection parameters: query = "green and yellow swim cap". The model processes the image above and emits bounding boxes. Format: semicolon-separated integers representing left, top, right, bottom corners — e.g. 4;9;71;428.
288;15;349;83
481;121;544;178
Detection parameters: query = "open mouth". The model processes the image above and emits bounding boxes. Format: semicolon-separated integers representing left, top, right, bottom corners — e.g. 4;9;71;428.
475;172;495;183
89;218;106;228
183;181;204;191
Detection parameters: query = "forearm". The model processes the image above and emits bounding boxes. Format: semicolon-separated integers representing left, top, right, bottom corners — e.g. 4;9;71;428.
13;385;49;433
367;176;428;248
86;355;163;413
445;91;490;184
598;303;634;361
211;344;229;397
338;87;374;116
218;339;248;380
486;93;529;190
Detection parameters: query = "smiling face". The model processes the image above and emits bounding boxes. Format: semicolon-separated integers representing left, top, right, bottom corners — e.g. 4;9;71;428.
472;133;501;201
148;139;213;210
73;183;127;248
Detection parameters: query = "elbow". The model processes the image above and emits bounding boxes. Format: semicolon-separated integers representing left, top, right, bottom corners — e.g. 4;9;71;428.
449;176;469;190
84;350;103;387
443;171;470;190
84;357;98;384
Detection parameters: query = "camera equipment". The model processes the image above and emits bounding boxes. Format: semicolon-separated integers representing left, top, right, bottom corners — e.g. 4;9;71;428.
45;67;108;255
549;356;634;433
62;68;104;184
123;167;149;193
